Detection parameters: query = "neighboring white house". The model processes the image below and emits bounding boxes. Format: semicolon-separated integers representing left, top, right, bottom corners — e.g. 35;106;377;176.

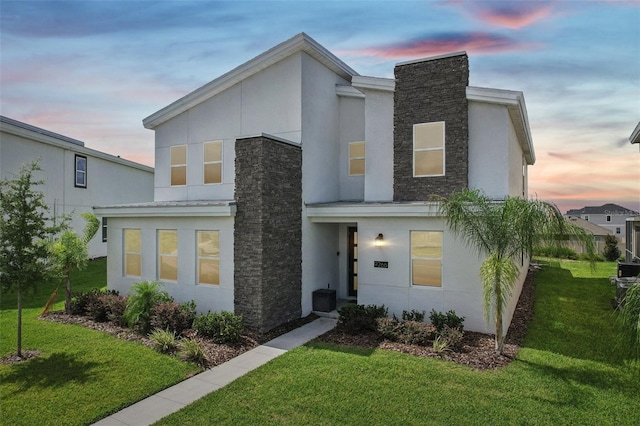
96;33;535;334
0;116;154;258
566;203;638;244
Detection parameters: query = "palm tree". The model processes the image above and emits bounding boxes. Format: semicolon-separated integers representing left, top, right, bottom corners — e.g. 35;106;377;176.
438;189;595;354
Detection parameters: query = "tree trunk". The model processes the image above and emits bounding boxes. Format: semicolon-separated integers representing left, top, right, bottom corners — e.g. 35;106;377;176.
17;286;22;358
494;267;504;354
64;267;72;314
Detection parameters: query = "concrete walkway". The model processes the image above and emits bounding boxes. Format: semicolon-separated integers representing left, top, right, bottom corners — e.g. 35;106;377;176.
93;317;337;426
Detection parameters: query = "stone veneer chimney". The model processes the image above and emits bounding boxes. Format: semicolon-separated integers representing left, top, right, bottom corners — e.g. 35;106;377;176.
234;135;302;332
393;52;469;201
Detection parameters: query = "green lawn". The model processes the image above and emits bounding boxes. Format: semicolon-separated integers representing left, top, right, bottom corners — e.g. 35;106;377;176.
0;259;200;426
156;260;640;425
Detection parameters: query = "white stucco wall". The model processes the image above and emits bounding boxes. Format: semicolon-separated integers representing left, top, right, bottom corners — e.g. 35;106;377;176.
1;125;154;258
105;216;235;314
361;89;394;202
338;96;365;201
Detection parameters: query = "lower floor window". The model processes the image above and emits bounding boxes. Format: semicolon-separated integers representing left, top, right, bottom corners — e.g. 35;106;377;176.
124;229;141;277
158;230;178;281
197;230;220;285
411;231;442;287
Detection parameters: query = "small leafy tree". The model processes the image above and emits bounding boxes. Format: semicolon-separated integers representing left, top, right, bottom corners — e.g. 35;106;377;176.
603;234;621;262
49;213;100;314
438;189;596;354
0;162;65;357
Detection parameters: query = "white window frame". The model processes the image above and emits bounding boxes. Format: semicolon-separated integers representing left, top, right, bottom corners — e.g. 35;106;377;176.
410;231;443;287
158;229;178;281
170;145;187;186
413;122;445;177
348;141;365;176
196;230;220;285
75;154;87;188
203;141;223;185
123;229;141;277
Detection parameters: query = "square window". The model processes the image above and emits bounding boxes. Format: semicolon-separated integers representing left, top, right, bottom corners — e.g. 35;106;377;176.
413;122;445;177
75;155;87;188
349;142;365;176
411;231;442;287
204;141;222;184
170;145;187;186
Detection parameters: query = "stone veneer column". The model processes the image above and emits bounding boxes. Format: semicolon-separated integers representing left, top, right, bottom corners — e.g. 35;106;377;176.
234;135;302;332
393;52;469;200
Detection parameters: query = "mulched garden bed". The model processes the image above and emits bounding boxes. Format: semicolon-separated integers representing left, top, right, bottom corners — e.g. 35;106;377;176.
4;267;536;370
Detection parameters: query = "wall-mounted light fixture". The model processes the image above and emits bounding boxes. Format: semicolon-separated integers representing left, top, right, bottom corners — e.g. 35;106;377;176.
374;233;384;247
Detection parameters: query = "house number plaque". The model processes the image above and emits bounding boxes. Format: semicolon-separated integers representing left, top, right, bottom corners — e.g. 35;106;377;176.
374;261;388;269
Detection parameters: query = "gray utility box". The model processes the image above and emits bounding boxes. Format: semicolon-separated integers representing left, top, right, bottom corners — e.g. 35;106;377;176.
312;289;336;312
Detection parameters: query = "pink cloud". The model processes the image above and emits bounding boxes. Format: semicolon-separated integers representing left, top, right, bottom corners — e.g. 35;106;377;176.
443;0;555;30
341;33;540;59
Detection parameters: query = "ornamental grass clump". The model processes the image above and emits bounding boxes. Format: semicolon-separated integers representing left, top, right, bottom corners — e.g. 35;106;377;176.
149;328;178;354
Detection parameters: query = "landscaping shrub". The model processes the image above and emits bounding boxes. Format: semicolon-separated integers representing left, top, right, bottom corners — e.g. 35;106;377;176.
151;300;196;335
533;246;578;260
78;290;126;323
402;309;426;322
429;309;465;333
193;311;243;343
602;235;621;262
338;304;388;334
124;281;172;334
440;325;464;352
376;317;402;341
70;288;120;316
178;338;207;366
103;293;128;326
149;328;178;354
432;335;449;353
400;321;436;346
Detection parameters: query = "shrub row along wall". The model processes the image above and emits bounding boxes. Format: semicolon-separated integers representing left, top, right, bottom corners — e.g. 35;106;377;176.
234;135;302;332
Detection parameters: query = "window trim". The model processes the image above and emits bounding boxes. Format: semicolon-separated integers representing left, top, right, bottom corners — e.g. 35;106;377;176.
413;122;445;178
348;141;365;176
74;154;87;188
170;145;187;187
410;230;443;287
196;230;220;285
123;229;142;277
203;140;223;185
101;217;108;242
158;229;178;281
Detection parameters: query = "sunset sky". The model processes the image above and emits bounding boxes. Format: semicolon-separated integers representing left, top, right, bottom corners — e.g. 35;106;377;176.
1;0;638;213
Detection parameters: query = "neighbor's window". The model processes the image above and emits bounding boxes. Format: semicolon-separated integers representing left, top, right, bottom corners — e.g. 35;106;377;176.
102;217;108;242
170;145;187;186
616;227;621;234
411;231;442;287
75;154;87;188
158;230;178;281
124;229;141;277
203;141;222;184
349;141;365;176
413;122;445;177
197;231;220;285
606;215;612;222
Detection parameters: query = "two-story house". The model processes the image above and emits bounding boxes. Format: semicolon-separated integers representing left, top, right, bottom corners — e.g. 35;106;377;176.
566;203;638;243
1;116;154;258
95;33;534;334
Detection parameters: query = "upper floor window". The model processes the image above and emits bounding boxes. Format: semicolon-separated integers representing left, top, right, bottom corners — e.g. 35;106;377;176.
203;141;222;184
411;231;442;287
170;145;187;186
197;230;220;285
413;122;445;177
349;142;365;176
606;215;612;222
75;155;87;188
158;230;178;281
124;229;141;277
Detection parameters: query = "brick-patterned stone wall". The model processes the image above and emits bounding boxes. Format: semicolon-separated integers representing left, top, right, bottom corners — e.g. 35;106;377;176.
234;135;302;332
393;53;469;200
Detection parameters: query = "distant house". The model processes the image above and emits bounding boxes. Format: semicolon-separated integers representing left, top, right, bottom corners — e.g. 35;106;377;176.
96;33;535;334
564;216;617;254
0;116;154;258
566;204;638;243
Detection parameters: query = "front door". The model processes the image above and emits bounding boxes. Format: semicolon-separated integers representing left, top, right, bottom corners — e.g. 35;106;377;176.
347;227;358;297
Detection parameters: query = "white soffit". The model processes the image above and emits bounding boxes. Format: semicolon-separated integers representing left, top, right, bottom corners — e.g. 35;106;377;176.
466;86;536;165
143;33;359;129
351;76;395;92
94;201;236;218
306;202;440;222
